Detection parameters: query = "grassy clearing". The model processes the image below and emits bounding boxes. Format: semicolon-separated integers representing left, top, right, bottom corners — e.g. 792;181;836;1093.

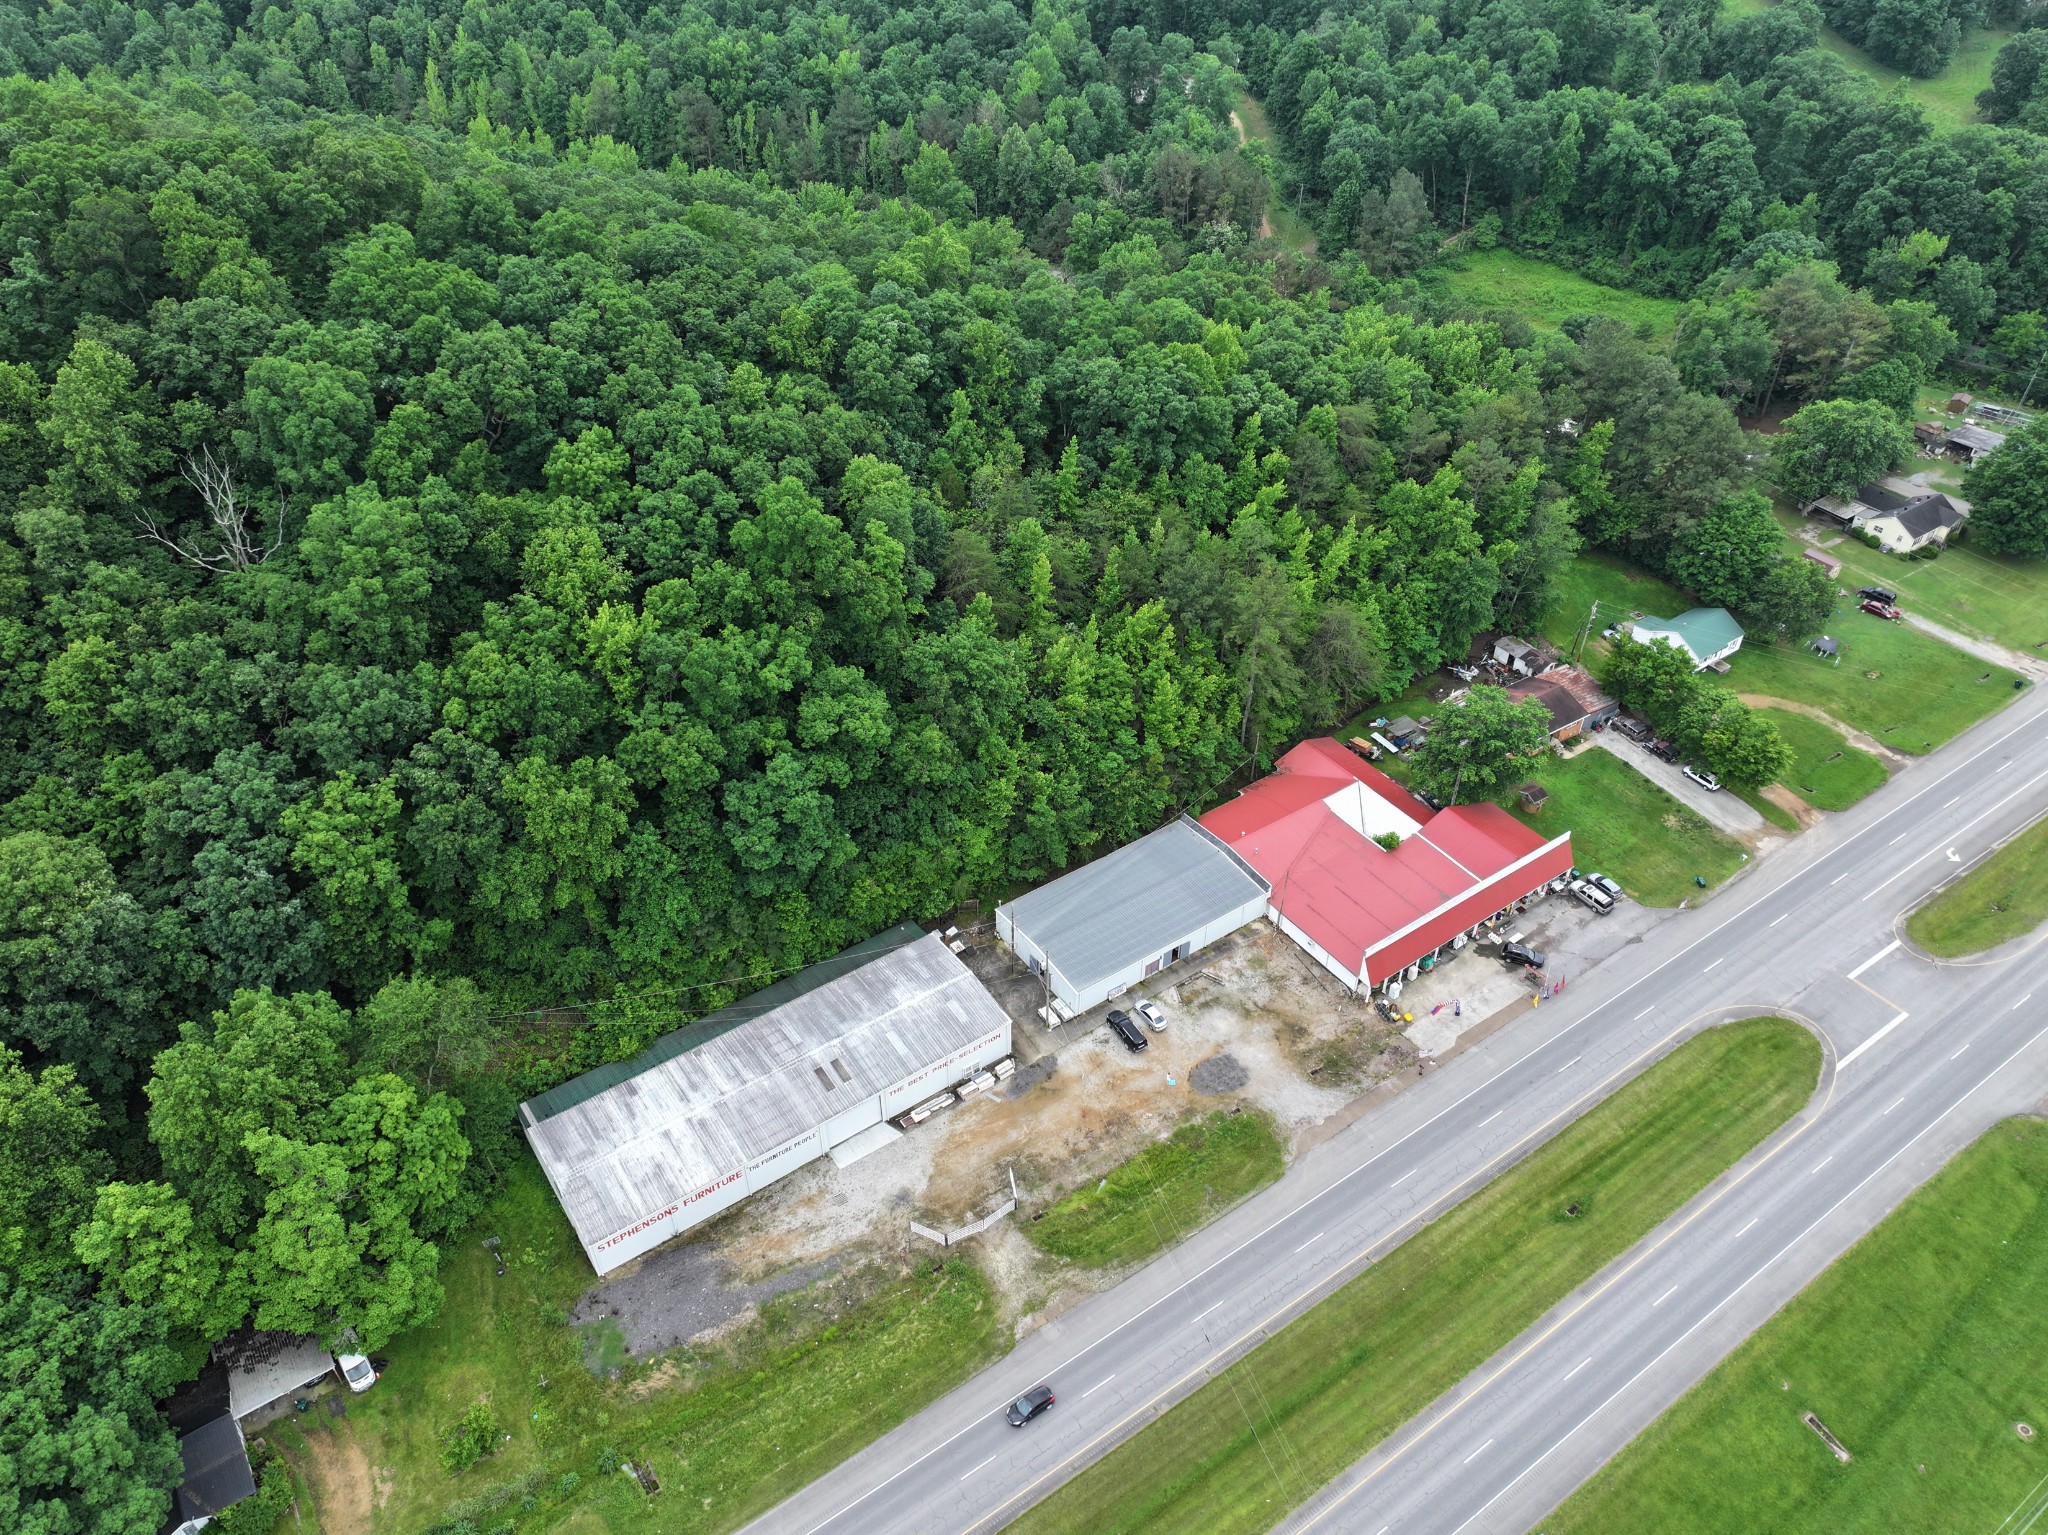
1430;250;1682;338
1010;1018;1820;1535
1027;1109;1286;1267
1756;707;1887;811
1536;551;1694;652
1543;1118;2048;1535
1907;814;2048;957
1726;616;2020;753
1721;0;2012;128
1514;746;1748;905
278;1157;1008;1535
1233;94;1318;255
1788;512;2048;657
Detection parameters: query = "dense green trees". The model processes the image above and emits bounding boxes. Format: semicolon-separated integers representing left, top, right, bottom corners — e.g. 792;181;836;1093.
1772;399;1916;503
1406;686;1554;805
1962;418;2048;555
1602;635;1795;790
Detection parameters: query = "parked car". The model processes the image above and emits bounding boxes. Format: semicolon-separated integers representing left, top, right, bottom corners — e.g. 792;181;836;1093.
1501;941;1547;970
1134;999;1167;1032
1614;715;1653;742
335;1353;379;1393
1683;766;1722;791
1007;1384;1056;1426
1569;879;1614;915
1648;740;1680;763
1589;873;1623;900
1106;1008;1149;1051
1858;586;1897;604
1860;598;1902;621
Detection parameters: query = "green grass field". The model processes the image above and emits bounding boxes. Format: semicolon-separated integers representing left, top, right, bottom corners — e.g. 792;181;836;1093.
1788;513;2048;657
1908;814;2048;956
1757;707;1888;811
276;1157;1008;1535
1234;94;1318;256
1721;0;2012;128
1027;1109;1286;1267
1537;552;1694;652
1514;746;1748;905
1430;250;1683;338
1544;1118;2048;1535
1726;616;2020;754
1010;1018;1820;1535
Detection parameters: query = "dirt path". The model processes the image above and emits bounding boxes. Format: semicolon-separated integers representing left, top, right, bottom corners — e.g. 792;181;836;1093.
1903;611;2048;680
295;1422;375;1535
1760;782;1821;829
1736;693;1912;764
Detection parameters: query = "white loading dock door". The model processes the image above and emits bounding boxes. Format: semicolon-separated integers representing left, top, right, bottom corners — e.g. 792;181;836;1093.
828;1121;904;1168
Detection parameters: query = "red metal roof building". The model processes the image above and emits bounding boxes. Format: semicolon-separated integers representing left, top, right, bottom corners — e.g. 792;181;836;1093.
1199;738;1573;992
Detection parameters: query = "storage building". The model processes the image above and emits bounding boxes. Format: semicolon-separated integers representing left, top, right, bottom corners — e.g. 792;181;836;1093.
996;816;1271;1013
1200;739;1572;993
521;923;1011;1275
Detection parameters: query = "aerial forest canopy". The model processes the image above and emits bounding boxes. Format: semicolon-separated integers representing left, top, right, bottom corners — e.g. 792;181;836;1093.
0;0;2039;1522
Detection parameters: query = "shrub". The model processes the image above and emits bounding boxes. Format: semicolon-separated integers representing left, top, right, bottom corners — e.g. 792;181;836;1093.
440;1402;504;1475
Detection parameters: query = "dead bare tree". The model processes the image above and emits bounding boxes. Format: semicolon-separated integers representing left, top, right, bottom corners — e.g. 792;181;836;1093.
135;447;286;572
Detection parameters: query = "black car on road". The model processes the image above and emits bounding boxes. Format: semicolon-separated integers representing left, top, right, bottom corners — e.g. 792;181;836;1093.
1008;1384;1055;1426
1106;1008;1149;1051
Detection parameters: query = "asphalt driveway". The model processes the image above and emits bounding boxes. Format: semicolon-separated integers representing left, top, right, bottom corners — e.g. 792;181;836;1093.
1594;731;1765;836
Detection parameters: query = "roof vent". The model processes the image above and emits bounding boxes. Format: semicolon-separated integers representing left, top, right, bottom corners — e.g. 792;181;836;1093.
813;1066;836;1091
832;1058;852;1083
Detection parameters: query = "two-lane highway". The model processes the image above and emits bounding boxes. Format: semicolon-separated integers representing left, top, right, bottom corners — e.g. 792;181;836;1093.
740;683;2048;1535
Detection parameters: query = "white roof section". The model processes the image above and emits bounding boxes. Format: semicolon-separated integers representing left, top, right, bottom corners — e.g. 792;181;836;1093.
1322;779;1421;842
520;930;1007;1253
218;1334;331;1418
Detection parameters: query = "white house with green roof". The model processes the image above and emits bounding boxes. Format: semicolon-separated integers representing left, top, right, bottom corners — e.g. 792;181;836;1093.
1628;607;1744;671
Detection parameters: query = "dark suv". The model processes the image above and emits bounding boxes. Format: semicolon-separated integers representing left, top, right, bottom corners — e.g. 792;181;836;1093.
1647;740;1680;763
1501;942;1547;970
1106;1009;1149;1051
1858;586;1897;605
1615;715;1653;742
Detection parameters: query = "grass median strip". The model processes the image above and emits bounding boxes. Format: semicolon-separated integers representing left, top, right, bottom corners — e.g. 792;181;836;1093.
1908;813;2048;957
1026;1109;1286;1267
1542;1118;2048;1535
1007;1017;1820;1535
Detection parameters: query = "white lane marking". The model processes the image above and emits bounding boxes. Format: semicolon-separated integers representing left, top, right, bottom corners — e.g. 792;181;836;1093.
1884;1097;1905;1115
1295;1232;1326;1254
1889;832;1912;846
1390;1168;1418;1189
817;717;2048;1535
1812;1156;1833;1174
1557;1057;1582;1073
1463;1438;1495;1466
1653;1285;1678;1307
961;1451;1000;1481
1839;1010;1911;1067
2001;760;2014;772
1635;1004;1657;1018
1830;871;1852;886
1862;759;2048;904
1952;1042;1971;1059
1944;795;1962;807
1703;957;1725;971
1769;912;1790;926
1736;1217;1759;1236
1847;939;1901;980
1563;1357;1592;1382
1442;1017;2048;1535
1478;1111;1503;1128
2015;995;2034;1012
1082;1376;1116;1398
1195;1299;1226;1322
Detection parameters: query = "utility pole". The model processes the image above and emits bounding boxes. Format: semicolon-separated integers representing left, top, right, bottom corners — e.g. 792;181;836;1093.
1571;601;1599;665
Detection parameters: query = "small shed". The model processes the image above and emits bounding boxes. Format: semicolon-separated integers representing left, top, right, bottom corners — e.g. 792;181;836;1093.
1913;422;1948;451
1802;546;1841;578
1492;636;1540;676
1946;392;1974;412
1519;781;1550;810
1946;424;2006;464
1386;715;1425;747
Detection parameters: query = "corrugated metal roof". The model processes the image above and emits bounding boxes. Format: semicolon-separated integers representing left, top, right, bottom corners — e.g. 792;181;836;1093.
520;931;1008;1250
997;817;1270;992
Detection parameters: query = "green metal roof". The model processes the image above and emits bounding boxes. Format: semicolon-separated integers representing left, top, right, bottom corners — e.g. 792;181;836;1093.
1641;606;1743;660
520;919;933;1126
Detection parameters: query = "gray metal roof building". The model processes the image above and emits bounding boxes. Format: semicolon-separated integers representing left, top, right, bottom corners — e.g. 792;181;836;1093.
521;923;1011;1274
996;816;1271;1012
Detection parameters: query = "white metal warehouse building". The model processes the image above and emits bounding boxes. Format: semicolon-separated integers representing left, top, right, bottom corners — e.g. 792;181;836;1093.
996;815;1271;1013
520;922;1011;1274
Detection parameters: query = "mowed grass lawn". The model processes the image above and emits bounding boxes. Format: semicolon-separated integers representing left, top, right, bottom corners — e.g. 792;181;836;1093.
1757;707;1887;811
1514;746;1747;904
1544;1119;2048;1535
1430;250;1683;339
274;1156;1008;1535
1027;1109;1286;1267
1537;551;1694;651
1908;813;2048;957
1010;1018;1820;1535
1792;513;2048;655
1727;616;2020;752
